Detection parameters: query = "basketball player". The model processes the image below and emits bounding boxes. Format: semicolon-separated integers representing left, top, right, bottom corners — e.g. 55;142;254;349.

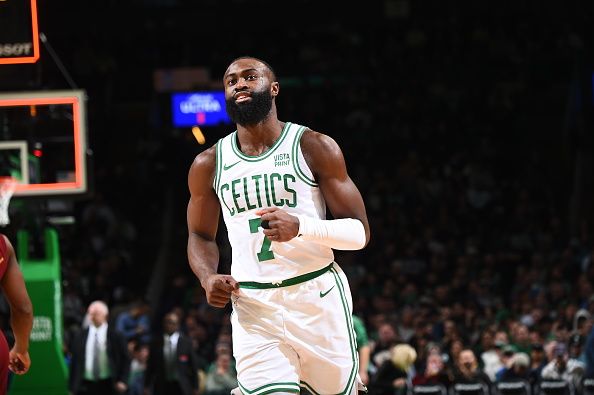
187;57;370;395
0;234;33;393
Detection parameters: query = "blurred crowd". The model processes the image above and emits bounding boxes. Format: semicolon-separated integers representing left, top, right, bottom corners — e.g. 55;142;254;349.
1;0;594;394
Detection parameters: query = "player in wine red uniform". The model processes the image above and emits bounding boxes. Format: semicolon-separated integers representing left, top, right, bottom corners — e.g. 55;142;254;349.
0;234;33;394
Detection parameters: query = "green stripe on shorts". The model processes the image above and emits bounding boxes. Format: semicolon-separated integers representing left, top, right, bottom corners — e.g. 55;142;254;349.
238;380;301;395
330;267;358;395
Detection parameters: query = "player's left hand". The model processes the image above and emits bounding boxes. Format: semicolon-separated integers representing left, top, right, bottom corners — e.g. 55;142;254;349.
256;207;299;242
8;348;30;375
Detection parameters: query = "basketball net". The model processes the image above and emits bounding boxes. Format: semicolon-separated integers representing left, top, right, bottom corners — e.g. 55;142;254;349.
0;177;16;227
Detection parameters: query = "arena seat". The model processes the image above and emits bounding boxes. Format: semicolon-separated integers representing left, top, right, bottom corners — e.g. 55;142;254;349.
582;377;594;395
450;382;490;395
535;380;573;395
496;380;531;395
412;383;448;395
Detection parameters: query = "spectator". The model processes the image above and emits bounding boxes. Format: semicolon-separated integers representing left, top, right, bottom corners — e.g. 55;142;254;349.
371;322;399;368
585;322;594;377
481;335;505;382
541;342;585;390
353;314;372;386
439;319;461;350
68;300;130;395
511;324;532;355
144;311;201;395
497;352;531;383
446;339;465;374
204;352;237;395
453;349;491;387
495;345;517;382
397;307;416;343
528;344;547;386
412;350;452;389
127;342;149;395
573;309;591;335
115;299;151;344
369;343;417;395
568;333;586;365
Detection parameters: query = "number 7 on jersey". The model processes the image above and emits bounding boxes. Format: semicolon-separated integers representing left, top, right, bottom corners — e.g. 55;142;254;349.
248;218;275;262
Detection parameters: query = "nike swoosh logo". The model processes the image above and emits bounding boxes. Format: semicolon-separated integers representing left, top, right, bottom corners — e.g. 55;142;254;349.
223;161;241;171
320;285;335;298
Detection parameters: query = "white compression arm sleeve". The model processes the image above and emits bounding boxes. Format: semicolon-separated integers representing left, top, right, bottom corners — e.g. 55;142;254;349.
296;215;366;250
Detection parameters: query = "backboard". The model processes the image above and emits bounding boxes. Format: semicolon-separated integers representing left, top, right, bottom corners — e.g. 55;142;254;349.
0;90;89;197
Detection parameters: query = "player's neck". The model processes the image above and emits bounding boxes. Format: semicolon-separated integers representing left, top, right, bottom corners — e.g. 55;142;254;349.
236;118;285;154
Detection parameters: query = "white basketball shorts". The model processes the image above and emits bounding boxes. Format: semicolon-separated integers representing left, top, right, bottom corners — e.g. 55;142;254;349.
231;262;364;395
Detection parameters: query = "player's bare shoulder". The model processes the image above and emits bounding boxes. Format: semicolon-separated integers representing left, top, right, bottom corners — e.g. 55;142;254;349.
190;144;217;170
188;143;217;193
299;128;346;178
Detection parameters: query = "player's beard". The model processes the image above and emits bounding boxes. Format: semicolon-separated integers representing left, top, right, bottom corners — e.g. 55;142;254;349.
226;89;273;126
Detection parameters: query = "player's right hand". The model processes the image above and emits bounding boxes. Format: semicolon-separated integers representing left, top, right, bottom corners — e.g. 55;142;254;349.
8;348;30;375
205;274;239;308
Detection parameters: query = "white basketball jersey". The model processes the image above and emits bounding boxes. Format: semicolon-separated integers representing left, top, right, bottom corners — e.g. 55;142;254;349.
213;122;334;282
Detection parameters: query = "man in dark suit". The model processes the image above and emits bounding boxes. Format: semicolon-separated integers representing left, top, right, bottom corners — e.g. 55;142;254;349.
68;300;130;395
144;311;200;395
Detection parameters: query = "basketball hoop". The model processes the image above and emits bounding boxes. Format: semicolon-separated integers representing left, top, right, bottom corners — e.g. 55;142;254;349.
0;177;17;227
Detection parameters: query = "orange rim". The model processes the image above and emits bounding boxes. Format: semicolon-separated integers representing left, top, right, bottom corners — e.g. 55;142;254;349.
0;177;17;188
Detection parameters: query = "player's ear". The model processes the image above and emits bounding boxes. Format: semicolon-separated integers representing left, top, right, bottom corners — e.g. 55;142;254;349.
271;81;279;97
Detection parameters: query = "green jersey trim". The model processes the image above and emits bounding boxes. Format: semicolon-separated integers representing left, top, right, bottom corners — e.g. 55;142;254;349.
238;380;301;394
238;262;333;289
231;122;291;162
213;139;223;191
291;125;318;187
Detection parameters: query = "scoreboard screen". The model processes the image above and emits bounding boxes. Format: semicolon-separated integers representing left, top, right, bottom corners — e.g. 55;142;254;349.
0;0;39;64
171;91;232;127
